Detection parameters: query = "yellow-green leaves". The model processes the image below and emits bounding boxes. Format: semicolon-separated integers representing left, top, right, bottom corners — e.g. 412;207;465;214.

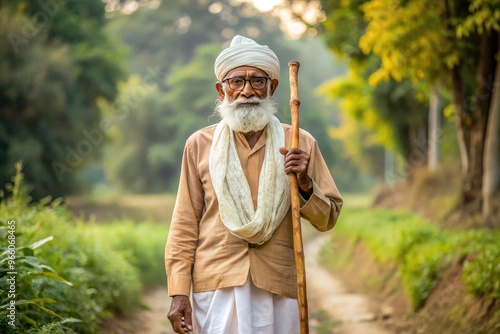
458;0;500;37
359;0;447;84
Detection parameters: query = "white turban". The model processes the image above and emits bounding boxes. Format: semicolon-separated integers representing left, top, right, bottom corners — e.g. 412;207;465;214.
214;35;280;81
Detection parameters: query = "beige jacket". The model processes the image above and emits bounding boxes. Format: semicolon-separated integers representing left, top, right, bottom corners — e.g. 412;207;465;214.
165;123;343;299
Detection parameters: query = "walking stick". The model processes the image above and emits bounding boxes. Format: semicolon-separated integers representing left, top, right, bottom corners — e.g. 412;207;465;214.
288;61;309;333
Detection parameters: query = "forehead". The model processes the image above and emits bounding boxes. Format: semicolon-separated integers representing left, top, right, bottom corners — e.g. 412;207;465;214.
225;66;269;79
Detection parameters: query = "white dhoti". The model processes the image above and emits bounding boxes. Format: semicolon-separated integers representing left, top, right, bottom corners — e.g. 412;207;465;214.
192;275;299;334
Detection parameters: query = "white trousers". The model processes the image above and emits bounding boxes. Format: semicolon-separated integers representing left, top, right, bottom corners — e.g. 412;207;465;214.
192;275;299;334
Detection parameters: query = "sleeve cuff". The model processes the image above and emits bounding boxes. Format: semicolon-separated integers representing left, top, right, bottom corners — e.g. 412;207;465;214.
300;179;331;217
167;273;192;297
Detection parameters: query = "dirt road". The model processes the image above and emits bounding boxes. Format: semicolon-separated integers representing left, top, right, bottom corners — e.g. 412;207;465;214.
305;231;390;334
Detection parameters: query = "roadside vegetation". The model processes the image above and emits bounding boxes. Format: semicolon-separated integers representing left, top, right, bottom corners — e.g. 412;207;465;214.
0;171;167;334
321;193;500;333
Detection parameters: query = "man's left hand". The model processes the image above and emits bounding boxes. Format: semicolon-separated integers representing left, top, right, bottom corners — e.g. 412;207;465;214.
279;147;313;197
168;295;193;333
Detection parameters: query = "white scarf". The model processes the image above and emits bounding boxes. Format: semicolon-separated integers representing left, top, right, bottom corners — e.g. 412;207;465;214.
209;116;290;245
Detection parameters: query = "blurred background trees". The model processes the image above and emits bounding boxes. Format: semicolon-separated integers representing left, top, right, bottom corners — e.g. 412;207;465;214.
282;0;500;221
1;0;366;198
100;0;362;193
0;0;126;200
1;0;499;222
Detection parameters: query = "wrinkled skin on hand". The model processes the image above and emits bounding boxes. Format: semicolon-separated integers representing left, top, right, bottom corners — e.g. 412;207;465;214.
279;147;313;198
168;295;193;333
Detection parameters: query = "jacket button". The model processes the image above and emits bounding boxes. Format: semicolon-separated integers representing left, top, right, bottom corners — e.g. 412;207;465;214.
248;243;256;248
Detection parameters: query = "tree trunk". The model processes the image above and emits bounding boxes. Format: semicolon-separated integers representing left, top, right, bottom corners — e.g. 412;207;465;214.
384;148;395;185
482;34;500;218
444;0;468;198
452;31;497;209
450;63;470;192
428;86;441;171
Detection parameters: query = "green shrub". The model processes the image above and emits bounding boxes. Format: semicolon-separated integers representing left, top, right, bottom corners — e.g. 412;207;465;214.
462;243;500;299
0;169;168;333
399;238;452;309
327;201;500;311
88;221;167;287
0;234;78;333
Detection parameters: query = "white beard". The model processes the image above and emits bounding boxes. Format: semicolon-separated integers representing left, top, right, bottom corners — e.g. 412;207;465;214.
214;94;278;133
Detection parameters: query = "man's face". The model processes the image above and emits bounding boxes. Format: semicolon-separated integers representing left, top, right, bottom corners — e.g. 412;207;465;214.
215;66;278;102
214;66;279;133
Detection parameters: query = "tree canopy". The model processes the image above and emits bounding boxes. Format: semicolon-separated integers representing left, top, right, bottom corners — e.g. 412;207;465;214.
317;0;500;218
0;0;126;200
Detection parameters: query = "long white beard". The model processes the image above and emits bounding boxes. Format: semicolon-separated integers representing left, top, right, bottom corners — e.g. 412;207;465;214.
214;94;278;133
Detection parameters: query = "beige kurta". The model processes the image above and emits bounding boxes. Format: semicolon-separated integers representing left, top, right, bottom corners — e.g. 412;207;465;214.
165;123;343;299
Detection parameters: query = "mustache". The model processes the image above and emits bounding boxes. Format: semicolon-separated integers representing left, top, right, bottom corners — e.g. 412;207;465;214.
227;96;261;107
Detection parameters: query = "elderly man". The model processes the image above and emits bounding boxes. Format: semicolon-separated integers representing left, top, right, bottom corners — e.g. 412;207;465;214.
165;35;343;334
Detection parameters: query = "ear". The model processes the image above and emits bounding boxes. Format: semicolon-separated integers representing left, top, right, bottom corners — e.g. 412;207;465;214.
215;82;225;100
270;79;279;96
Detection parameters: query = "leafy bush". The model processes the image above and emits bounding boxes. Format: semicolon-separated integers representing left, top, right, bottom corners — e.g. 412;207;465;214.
399;238;452;309
0;234;79;333
88;221;167;287
462;242;500;299
324;201;500;310
0;168;168;333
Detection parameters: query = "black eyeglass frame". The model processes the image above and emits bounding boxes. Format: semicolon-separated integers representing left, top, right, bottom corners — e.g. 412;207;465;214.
221;76;271;91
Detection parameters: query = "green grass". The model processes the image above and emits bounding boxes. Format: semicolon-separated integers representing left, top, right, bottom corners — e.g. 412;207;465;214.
322;198;500;310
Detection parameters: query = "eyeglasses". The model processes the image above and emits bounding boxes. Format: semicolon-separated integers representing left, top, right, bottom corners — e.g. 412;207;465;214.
222;76;270;91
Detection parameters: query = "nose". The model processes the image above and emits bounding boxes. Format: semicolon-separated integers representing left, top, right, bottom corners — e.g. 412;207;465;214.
240;80;255;98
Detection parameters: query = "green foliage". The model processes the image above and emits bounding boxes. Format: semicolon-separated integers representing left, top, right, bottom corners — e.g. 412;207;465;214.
462;242;500;299
0;232;76;333
0;0;126;200
0;171;167;333
87;221;168;287
458;0;500;36
317;0;431;172
359;0;450;83
327;202;500;310
317;0;368;61
399;237;452;309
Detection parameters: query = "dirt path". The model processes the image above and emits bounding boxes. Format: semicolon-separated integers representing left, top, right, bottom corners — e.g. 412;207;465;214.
117;231;390;334
133;287;173;334
305;231;390;334
101;287;174;334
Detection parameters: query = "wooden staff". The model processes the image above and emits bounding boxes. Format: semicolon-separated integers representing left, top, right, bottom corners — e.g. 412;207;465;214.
288;60;309;333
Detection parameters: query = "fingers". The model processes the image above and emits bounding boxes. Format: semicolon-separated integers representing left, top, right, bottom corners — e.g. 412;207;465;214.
184;312;194;332
280;147;309;176
168;296;193;333
168;315;184;334
168;313;185;333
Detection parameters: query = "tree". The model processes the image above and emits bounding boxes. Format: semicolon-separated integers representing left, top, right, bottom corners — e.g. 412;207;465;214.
311;0;431;183
285;0;499;216
357;0;499;215
483;53;500;216
0;0;126;199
